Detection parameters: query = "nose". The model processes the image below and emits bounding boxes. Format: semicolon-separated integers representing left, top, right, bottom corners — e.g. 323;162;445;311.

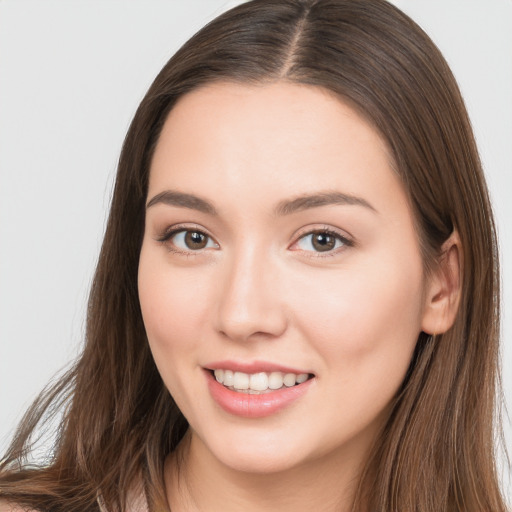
214;246;288;343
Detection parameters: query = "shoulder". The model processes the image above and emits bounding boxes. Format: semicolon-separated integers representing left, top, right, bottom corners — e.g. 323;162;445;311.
0;501;39;512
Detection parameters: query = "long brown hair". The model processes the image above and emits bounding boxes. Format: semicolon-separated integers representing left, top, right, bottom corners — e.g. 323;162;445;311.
0;1;507;510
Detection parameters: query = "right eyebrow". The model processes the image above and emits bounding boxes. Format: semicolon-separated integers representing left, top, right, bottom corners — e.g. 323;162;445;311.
146;190;218;216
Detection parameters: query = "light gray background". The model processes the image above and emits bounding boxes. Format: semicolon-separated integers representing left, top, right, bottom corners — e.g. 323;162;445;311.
1;0;511;496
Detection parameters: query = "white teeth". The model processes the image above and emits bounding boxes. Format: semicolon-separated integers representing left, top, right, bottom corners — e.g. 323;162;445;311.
283;373;296;387
233;371;249;390
296;373;309;384
268;371;284;390
213;369;311;392
249;372;269;391
223;370;234;387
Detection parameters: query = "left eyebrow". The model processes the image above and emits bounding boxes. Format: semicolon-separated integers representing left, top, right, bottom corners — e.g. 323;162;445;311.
274;191;378;216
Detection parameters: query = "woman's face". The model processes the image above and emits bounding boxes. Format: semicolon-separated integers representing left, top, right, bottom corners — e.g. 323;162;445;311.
138;82;430;474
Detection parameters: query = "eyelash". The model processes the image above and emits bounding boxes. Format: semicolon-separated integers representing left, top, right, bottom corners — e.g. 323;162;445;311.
156;224;216;256
292;227;354;257
155;224;354;257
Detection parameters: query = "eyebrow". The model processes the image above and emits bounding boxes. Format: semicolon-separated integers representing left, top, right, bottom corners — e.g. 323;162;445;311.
274;191;377;216
146;190;218;215
146;189;377;216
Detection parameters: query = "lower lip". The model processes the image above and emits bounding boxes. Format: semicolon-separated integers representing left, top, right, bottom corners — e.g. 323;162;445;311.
205;371;314;418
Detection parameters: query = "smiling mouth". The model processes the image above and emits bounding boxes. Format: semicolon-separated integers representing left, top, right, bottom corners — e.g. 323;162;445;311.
210;369;314;394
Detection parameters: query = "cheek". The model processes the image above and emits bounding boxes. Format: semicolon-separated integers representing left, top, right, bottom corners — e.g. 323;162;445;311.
138;249;217;422
285;252;425;443
291;249;425;373
137;248;210;366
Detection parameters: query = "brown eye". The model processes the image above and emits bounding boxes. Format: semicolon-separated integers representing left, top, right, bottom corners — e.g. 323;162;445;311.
166;229;218;252
295;230;350;254
184;231;208;249
311;232;336;252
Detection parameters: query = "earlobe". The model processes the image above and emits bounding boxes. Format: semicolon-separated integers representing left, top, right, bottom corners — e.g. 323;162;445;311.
421;231;463;335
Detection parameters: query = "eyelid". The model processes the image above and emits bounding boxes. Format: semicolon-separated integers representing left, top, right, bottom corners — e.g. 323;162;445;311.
155;223;219;254
289;225;354;256
154;223;353;257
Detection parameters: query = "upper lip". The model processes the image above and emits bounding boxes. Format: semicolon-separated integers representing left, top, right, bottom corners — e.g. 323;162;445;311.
204;360;313;375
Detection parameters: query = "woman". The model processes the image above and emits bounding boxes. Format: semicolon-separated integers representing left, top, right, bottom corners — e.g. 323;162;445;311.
0;0;508;510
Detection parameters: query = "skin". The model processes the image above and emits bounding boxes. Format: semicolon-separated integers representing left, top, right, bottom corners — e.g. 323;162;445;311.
138;82;459;511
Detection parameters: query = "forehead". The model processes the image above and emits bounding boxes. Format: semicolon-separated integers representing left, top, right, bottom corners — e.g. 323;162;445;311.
148;81;406;217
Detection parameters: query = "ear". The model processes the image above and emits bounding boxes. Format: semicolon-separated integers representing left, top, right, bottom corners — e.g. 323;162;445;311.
421;231;463;335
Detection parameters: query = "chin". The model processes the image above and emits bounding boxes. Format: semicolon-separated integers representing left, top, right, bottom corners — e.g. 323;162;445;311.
192;425;314;474
215;446;305;474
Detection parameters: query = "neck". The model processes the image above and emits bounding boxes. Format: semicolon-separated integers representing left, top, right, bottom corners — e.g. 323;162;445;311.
165;431;372;512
